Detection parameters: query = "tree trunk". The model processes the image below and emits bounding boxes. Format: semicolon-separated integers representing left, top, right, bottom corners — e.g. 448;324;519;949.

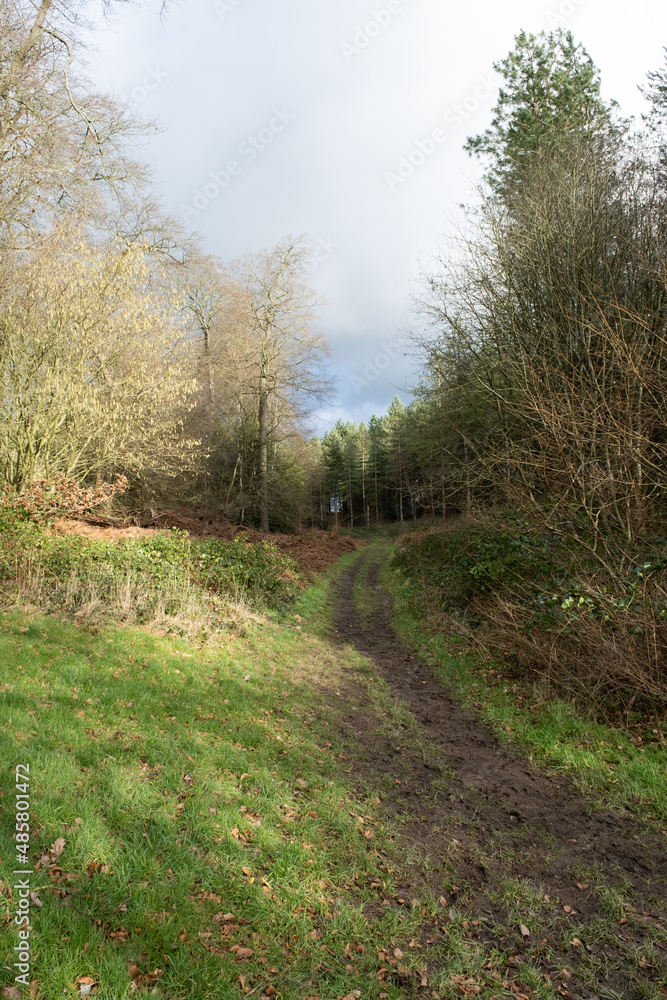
258;373;269;532
463;439;472;515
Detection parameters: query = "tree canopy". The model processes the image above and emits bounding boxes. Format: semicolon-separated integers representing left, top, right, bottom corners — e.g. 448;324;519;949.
464;29;616;196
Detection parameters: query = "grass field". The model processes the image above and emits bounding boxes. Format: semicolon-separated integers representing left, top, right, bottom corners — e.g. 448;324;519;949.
0;569;458;999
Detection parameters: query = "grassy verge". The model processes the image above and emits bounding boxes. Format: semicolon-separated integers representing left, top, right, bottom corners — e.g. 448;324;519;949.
382;543;667;828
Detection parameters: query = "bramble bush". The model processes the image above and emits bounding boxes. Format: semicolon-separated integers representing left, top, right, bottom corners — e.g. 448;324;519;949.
393;517;667;713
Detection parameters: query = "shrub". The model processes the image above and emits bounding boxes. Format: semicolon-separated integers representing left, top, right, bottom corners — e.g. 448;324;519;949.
0;517;304;638
0;474;129;523
393;516;667;715
392;520;562;613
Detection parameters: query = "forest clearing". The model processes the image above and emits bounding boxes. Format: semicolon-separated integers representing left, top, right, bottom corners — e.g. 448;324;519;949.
3;1;667;997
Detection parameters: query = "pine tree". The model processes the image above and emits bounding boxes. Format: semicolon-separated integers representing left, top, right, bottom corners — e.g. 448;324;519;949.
465;29;615;196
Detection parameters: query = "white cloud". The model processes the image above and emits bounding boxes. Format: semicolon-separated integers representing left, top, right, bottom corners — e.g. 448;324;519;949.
85;0;667;426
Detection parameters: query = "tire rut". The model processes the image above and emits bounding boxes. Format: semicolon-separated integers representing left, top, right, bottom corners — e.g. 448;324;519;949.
330;547;667;997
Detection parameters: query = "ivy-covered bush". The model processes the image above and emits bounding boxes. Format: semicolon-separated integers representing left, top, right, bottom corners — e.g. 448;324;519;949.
393;517;667;710
392;521;563;614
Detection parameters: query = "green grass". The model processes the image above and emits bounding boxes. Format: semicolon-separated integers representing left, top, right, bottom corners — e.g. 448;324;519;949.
3;536;666;999
0;563;477;1000
383;543;667;828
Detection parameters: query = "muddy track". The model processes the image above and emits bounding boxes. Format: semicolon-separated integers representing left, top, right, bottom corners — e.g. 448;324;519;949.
332;548;667;998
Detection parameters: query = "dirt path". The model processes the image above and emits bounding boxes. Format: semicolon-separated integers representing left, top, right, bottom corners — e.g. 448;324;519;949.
331;547;667;998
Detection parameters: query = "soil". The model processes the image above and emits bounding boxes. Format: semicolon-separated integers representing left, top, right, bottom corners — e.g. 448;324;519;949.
331;548;667;998
54;516;362;578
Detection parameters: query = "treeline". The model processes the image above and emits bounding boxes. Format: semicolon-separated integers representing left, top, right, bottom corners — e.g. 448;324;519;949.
318;396;460;527
0;0;328;532
319;31;667;709
321;30;667;558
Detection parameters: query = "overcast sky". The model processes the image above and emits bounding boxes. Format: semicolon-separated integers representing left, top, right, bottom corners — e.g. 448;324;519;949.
85;0;667;432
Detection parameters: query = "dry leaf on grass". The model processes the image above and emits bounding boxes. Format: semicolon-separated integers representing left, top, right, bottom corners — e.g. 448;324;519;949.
3;987;22;999
50;836;66;859
86;861;112;877
450;976;481;997
229;945;253;960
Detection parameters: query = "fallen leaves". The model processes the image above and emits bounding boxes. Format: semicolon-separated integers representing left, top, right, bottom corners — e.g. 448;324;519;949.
86;860;112;877
230;945;253;961
107;927;129;943
128;962;163;993
343;942;364;958
519;923;530;937
50;836;66;858
450;975;481;997
33;834;77;886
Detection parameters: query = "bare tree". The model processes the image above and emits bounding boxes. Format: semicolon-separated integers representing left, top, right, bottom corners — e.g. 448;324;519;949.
231;237;331;532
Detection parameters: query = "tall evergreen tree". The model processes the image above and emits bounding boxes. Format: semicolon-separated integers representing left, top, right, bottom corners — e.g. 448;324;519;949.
465;29;616;196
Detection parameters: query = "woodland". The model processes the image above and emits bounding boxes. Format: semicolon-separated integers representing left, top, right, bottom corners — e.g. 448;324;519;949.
1;6;667;998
